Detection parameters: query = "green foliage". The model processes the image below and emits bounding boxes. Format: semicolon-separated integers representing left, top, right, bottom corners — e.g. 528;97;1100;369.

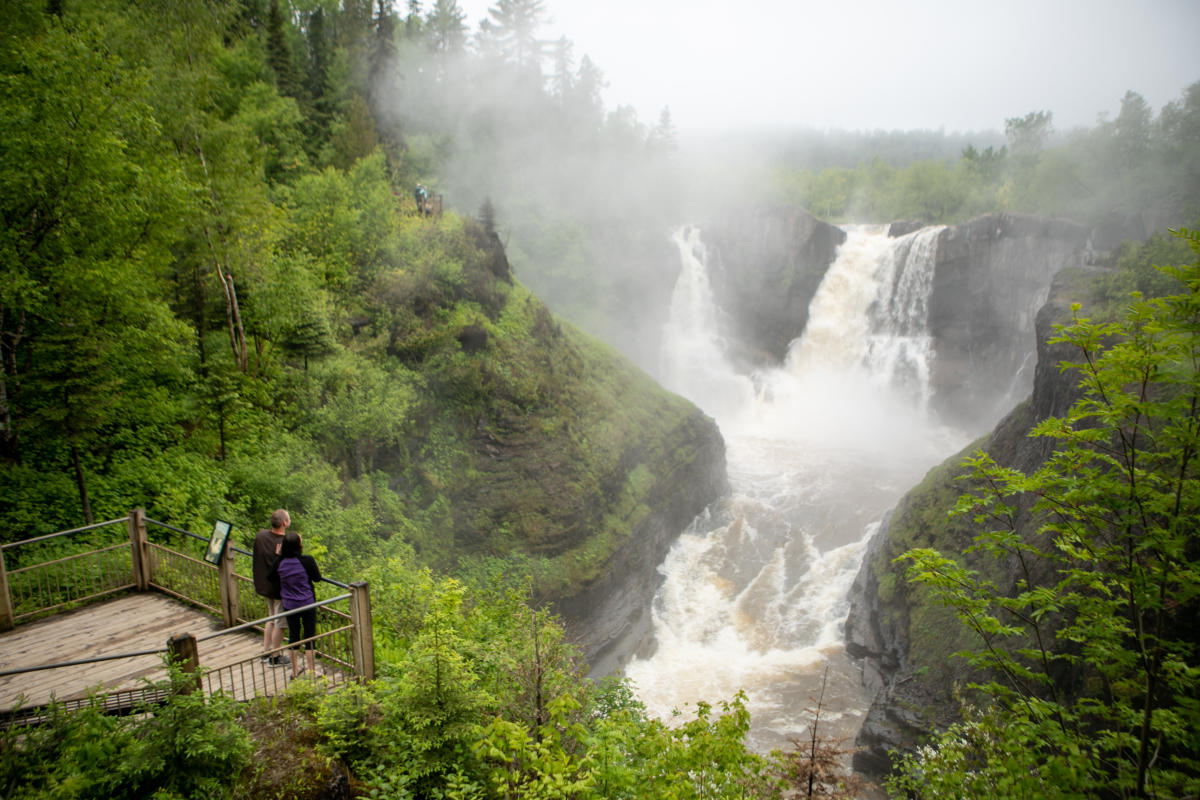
476;694;593;800
605;693;779;800
0;663;251;800
1091;230;1195;312
892;228;1200;798
120;669;253;798
0;0;703;607
293;559;804;800
770;85;1200;229
0;9;770;795
769;157;986;224
886;703;1096;798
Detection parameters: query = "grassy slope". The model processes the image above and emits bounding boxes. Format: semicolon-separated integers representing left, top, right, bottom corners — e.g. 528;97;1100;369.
371;215;716;600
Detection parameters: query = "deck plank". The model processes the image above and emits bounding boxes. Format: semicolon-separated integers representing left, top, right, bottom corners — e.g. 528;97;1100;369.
0;593;270;711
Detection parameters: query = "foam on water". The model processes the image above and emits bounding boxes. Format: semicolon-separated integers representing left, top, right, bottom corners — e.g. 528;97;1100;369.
630;224;967;750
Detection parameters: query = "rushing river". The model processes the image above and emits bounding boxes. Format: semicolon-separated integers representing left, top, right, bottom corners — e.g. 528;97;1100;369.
625;225;970;751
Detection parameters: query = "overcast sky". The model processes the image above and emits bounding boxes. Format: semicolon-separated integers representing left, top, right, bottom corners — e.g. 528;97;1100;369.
456;0;1200;136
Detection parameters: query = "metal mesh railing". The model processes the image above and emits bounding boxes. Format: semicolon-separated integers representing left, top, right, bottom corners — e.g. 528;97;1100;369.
147;542;223;615
1;519;134;623
200;625;355;700
231;569;356;670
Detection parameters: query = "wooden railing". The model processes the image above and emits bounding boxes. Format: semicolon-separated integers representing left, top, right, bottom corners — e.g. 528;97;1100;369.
0;517;138;625
0;510;374;716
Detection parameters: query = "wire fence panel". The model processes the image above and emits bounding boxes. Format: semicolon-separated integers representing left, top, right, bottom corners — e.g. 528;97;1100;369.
202;628;354;701
147;544;222;615
231;571;354;666
7;543;135;622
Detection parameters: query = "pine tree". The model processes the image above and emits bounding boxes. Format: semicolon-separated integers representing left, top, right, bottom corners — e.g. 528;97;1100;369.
266;0;302;99
478;196;497;235
549;35;573;100
479;0;547;72
368;0;398;110
307;7;329;104
649;106;678;153
405;0;422;38
425;0;466;56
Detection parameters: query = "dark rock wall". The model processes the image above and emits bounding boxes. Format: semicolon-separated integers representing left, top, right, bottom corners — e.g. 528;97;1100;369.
702;207;846;366
927;213;1091;430
843;265;1104;778
698;210;1091;432
555;408;729;674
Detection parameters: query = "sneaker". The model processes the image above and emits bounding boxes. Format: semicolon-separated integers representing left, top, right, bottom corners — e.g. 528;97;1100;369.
270;654;292;666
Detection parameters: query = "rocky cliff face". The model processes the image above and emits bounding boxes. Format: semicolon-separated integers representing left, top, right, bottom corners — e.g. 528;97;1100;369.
926;213;1092;430
700;211;1091;431
555;409;728;674
843;265;1105;778
702;207;846;366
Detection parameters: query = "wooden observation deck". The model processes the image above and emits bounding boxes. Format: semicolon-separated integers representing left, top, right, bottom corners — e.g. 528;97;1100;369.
0;511;374;724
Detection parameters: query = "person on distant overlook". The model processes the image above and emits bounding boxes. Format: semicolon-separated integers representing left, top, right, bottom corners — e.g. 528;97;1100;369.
414;183;430;216
252;509;290;666
269;530;322;679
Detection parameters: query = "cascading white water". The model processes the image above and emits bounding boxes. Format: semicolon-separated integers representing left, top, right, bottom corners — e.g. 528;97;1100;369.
626;224;968;751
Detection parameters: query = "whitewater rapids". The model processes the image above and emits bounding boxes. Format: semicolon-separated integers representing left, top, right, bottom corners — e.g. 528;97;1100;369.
626;225;968;751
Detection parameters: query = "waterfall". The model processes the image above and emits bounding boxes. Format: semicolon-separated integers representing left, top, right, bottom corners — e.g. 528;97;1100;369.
787;224;945;416
659;226;756;420
627;224;966;751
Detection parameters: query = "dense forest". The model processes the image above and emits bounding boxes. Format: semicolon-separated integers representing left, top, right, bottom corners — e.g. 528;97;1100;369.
0;0;711;594
2;0;1199;797
767;97;1200;233
0;1;790;797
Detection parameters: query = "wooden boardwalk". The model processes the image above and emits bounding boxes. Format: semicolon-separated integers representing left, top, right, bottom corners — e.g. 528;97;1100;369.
0;593;288;712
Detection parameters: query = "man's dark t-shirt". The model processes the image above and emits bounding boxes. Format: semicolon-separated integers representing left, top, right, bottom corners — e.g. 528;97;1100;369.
253;528;284;598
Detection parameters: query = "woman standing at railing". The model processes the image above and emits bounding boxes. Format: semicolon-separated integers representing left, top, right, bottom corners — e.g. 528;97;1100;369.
269;531;322;678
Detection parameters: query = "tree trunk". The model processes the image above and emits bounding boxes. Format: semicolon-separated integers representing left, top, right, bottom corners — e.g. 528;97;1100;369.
192;133;248;372
0;305;24;463
70;439;93;525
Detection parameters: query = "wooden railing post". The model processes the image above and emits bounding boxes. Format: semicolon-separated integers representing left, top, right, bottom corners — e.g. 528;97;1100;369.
167;632;201;693
218;546;238;627
349;580;375;681
0;549;13;632
127;508;151;590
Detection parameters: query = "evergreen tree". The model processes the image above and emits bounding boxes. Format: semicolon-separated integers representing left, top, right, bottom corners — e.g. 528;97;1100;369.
564;54;605;135
266;0;302;99
479;196;497;235
307;7;330;107
1159;81;1200;217
479;0;547;72
425;0;466;56
1114;89;1153;165
405;0;422;38
648;106;678;153
549;35;573;99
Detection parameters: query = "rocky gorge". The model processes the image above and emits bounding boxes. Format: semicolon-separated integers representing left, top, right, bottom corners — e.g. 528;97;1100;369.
842;262;1107;776
572;205;1108;764
675;207;1106;772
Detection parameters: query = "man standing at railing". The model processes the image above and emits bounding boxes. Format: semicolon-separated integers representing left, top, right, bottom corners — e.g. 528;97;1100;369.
253;509;291;666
